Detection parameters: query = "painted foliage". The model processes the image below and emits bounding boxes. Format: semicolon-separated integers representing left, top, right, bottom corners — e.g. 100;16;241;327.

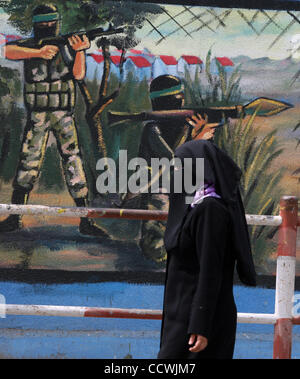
0;0;299;277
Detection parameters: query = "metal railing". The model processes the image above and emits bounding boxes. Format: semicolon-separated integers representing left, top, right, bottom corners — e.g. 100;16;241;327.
0;195;299;359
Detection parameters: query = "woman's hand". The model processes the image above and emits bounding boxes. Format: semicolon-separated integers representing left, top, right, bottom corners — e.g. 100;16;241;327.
188;334;208;353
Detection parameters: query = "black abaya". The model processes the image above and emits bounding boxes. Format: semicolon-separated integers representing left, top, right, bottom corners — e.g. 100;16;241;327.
158;139;256;359
158;197;237;359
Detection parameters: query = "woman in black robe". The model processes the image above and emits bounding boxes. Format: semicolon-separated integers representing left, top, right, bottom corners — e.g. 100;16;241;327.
157;139;257;359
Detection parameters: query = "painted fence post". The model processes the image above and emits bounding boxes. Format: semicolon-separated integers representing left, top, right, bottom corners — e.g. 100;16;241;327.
273;196;298;359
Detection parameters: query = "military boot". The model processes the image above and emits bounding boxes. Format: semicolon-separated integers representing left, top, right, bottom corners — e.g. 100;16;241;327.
0;189;29;232
75;198;110;239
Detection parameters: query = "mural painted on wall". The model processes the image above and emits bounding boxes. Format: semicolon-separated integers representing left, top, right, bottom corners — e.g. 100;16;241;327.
0;1;299;278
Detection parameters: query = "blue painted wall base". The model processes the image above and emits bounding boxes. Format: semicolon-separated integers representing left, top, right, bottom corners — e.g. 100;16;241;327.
0;282;299;359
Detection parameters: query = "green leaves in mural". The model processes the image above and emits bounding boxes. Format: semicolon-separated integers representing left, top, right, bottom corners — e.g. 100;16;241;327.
2;0;107;34
0;65;25;184
0;66;22;123
184;50;284;269
185;49;242;107
0;80;9;97
2;0;163;36
214;114;284;269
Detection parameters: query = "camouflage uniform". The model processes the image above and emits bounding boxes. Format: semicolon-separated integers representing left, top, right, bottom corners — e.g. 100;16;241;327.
15;110;88;199
137;121;191;263
12;38;88;200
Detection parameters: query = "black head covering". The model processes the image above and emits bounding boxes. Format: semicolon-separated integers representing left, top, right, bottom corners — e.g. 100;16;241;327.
164;139;257;286
33;4;60;41
150;75;184;111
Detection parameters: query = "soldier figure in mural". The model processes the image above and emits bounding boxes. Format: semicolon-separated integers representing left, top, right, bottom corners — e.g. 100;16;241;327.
121;74;216;264
0;4;110;238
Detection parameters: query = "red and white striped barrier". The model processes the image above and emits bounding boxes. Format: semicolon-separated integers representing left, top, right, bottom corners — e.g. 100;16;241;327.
0;196;299;359
0;203;283;224
2;305;276;323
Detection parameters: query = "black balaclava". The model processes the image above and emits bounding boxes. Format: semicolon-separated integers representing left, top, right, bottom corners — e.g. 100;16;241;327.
149;75;186;149
150;75;184;111
32;4;60;41
164;139;257;287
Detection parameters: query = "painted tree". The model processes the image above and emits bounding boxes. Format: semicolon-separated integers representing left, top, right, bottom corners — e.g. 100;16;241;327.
2;0;163;36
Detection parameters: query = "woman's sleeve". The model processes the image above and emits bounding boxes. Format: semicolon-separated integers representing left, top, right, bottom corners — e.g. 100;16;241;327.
187;200;230;339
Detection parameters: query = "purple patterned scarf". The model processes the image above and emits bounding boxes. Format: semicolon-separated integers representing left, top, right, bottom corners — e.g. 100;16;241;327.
190;182;221;208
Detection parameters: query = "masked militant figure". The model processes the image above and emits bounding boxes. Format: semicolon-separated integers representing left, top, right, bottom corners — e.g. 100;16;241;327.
0;4;109;237
122;75;214;263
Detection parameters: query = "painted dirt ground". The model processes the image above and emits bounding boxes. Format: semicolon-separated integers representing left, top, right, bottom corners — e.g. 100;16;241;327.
0;185;158;272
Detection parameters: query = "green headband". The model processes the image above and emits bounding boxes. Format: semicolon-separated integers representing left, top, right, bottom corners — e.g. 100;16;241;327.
33;12;59;23
150;84;184;99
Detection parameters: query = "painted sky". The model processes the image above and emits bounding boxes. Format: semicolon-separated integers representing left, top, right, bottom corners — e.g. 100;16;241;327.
0;4;299;60
134;5;300;60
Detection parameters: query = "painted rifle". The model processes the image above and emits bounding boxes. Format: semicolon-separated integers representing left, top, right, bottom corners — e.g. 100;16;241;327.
35;24;124;48
108;97;293;126
35;24;125;175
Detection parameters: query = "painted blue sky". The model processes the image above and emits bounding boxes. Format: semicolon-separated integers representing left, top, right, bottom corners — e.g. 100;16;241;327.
134;6;300;60
0;4;299;60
